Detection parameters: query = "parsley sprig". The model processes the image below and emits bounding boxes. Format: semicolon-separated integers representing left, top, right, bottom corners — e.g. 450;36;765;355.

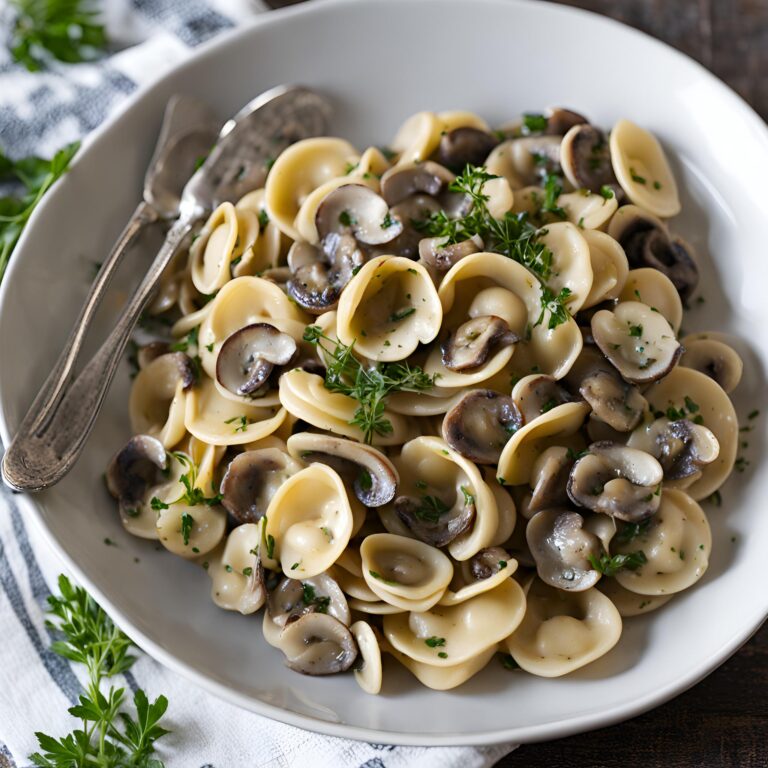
415;164;572;328
30;575;169;767
0;142;79;284
303;326;437;444
9;0;107;71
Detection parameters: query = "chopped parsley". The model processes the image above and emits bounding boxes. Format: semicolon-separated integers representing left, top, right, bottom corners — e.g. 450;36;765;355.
301;582;330;613
338;210;355;227
588;550;647;577
388;307;416;323
628;324;643;338
599;185;615;200
629;167;647;184
460;486;475;506
180;512;194;546
224;415;249;433
425;636;446;648
414;495;450;523
522;113;548;134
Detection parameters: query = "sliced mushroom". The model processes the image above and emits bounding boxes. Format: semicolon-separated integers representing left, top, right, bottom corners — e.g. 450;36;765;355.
286;433;398;507
441;315;519;372
154;351;196;390
469;547;513;580
527;509;602;591
220;449;302;524
380;161;455;206
512;374;572;423
567;441;664;522
560;124;621;195
442;389;523;464
267;571;351;628
608;206;698;300
419;233;484;271
437;127;499;171
216;323;296;396
382;194;442;258
591;301;682;384
545;107;589;136
528;446;574;514
627;417;720;482
315;184;402;245
680;337;743;393
580;369;647;432
287;260;341;314
394;491;475;548
106;434;167;517
279;612;358;675
137;341;170;370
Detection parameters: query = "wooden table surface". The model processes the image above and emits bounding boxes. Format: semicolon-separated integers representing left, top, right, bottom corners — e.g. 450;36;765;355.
497;3;768;766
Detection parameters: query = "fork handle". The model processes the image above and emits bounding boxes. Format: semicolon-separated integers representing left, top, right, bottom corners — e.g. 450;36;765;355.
1;214;194;492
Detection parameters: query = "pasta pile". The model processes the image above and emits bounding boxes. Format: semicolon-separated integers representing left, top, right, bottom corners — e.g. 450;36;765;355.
107;107;741;692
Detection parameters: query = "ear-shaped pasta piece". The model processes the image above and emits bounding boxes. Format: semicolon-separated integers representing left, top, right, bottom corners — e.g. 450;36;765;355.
486;467;517;546
384;577;526;665
679;332;743;394
184;376;286;446
156;500;226;558
438;556;517;606
485;136;562;189
390;436;499;560
198;276;306;379
172;293;213;337
536;222;593;314
187;436;227;493
385;643;497;690
581;229;629;308
349;147;392;180
294;173;380;244
265;137;359;240
391;111;441;165
361;533;453;611
350;621;383;695
264;464;354;578
278;369;416;446
505;578;622;677
191;203;259;294
349;598;407;615
618;268;683;333
336;256;442;361
437;252;582;380
557;190;618;230
497;401;590;486
386;387;466;417
129;353;195;448
596;577;673;617
234;189;284;276
614;489;711;595
609;119;681;218
208;522;267;614
437;110;490;133
642;367;737;499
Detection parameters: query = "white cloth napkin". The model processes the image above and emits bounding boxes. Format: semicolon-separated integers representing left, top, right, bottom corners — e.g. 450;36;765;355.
0;1;517;765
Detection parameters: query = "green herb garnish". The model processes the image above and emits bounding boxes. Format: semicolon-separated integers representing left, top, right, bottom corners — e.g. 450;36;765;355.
588;551;647;577
425;636;446;648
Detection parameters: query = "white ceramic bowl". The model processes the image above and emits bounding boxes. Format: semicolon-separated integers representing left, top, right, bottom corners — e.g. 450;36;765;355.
1;0;767;746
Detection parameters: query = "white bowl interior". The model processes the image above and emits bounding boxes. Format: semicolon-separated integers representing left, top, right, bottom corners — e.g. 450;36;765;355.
1;0;767;745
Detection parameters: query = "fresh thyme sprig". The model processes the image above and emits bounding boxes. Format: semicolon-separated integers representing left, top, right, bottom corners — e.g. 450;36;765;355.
415;164;573;328
30;575;169;767
303;326;437;444
0;142;79;284
9;0;107;71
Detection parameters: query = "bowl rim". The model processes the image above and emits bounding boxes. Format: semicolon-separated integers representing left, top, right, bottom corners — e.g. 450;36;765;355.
2;0;767;746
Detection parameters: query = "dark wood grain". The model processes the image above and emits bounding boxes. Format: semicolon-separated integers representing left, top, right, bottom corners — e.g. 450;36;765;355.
491;8;768;766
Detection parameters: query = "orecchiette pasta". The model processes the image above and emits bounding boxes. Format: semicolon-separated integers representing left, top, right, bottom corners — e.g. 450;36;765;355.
109;105;746;695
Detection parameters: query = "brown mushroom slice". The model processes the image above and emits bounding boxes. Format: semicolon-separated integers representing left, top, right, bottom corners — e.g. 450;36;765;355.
286;432;398;507
442;389;523;464
267;571;351;628
216;323;297;396
106;434;168;520
560;124;621;195
567;441;664;522
394;491;475;548
528;446;574;514
527;509;602;591
627;417;720;483
579;369;647;432
315;183;402;245
607;205;698;301
419;234;484;271
544;107;589;136
680;336;743;394
382;194;442;258
220;448;302;524
591;301;682;384
287;262;341;314
512;374;572;423
380;161;455;206
437;127;499;171
279;612;358;675
469;546;513;580
440;315;519;372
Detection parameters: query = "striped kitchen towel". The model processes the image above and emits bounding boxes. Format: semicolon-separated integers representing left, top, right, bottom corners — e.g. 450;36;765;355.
0;1;517;765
